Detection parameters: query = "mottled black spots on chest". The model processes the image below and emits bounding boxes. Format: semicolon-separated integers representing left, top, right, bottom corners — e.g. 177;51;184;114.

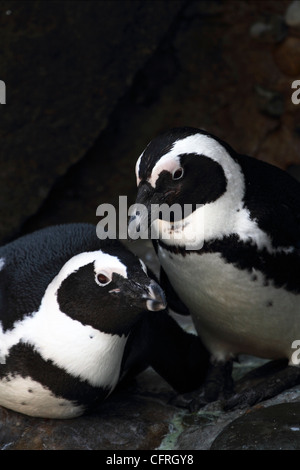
207;237;300;294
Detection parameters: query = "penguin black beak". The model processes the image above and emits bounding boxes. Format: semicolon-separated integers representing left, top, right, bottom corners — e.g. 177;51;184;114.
144;280;167;311
135;182;153;206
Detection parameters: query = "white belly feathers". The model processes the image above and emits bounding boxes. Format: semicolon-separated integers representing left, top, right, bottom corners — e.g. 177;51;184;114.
158;246;300;363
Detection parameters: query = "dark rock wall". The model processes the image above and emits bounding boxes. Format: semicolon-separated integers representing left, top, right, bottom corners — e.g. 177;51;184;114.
1;0;300;241
0;0;184;242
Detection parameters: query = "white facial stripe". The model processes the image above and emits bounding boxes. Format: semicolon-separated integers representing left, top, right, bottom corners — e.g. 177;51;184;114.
139;259;147;274
135;152;143;186
56;251;127;289
150;133;239;185
94;253;128;279
147;133;235;188
149;153;181;188
0;258;5;271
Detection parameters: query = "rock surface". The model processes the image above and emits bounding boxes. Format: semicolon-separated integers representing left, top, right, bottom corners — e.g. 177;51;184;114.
274;37;300;76
2;353;300;450
0;0;183;242
211;402;300;450
0;372;176;450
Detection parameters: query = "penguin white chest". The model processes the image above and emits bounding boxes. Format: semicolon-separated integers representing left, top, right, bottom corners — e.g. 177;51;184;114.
158;246;300;362
0;304;128;418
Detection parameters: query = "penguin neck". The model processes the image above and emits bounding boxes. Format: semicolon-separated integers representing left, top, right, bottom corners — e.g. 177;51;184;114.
152;194;246;251
153;200;282;254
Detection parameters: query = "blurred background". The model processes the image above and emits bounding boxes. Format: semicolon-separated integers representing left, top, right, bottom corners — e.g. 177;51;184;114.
1;0;300;244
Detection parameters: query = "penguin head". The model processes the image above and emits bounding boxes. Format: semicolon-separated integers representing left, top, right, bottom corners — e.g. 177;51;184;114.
49;247;166;336
130;127;246;248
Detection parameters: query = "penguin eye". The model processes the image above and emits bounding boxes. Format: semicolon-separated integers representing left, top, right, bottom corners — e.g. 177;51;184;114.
96;273;111;286
172;167;184;180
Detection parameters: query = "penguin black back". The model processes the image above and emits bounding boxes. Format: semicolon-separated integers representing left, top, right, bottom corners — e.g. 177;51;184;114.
0;224;116;331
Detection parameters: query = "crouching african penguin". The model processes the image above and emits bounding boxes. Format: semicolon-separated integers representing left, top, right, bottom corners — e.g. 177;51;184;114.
129;127;300;409
0;223;209;418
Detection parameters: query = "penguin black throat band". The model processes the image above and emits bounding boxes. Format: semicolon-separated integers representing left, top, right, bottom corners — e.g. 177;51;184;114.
157;235;300;294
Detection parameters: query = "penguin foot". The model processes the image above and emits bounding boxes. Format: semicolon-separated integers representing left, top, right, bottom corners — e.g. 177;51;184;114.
169;360;235;412
203;360;234;402
223;364;300;411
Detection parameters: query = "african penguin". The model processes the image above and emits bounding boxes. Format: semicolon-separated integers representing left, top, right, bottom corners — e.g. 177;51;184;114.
129;127;300;408
0;223;209;418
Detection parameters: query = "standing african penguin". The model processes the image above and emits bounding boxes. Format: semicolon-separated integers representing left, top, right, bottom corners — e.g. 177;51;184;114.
0;223;209;418
130;127;300;408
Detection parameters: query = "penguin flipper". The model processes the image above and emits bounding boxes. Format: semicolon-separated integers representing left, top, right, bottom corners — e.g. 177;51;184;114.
238;154;300;249
256;201;300;249
121;310;210;393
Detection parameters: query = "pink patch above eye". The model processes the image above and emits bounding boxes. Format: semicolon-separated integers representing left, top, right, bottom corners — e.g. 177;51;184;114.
149;156;181;187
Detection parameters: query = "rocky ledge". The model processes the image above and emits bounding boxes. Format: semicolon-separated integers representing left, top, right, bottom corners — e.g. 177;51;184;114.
1;352;300;450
